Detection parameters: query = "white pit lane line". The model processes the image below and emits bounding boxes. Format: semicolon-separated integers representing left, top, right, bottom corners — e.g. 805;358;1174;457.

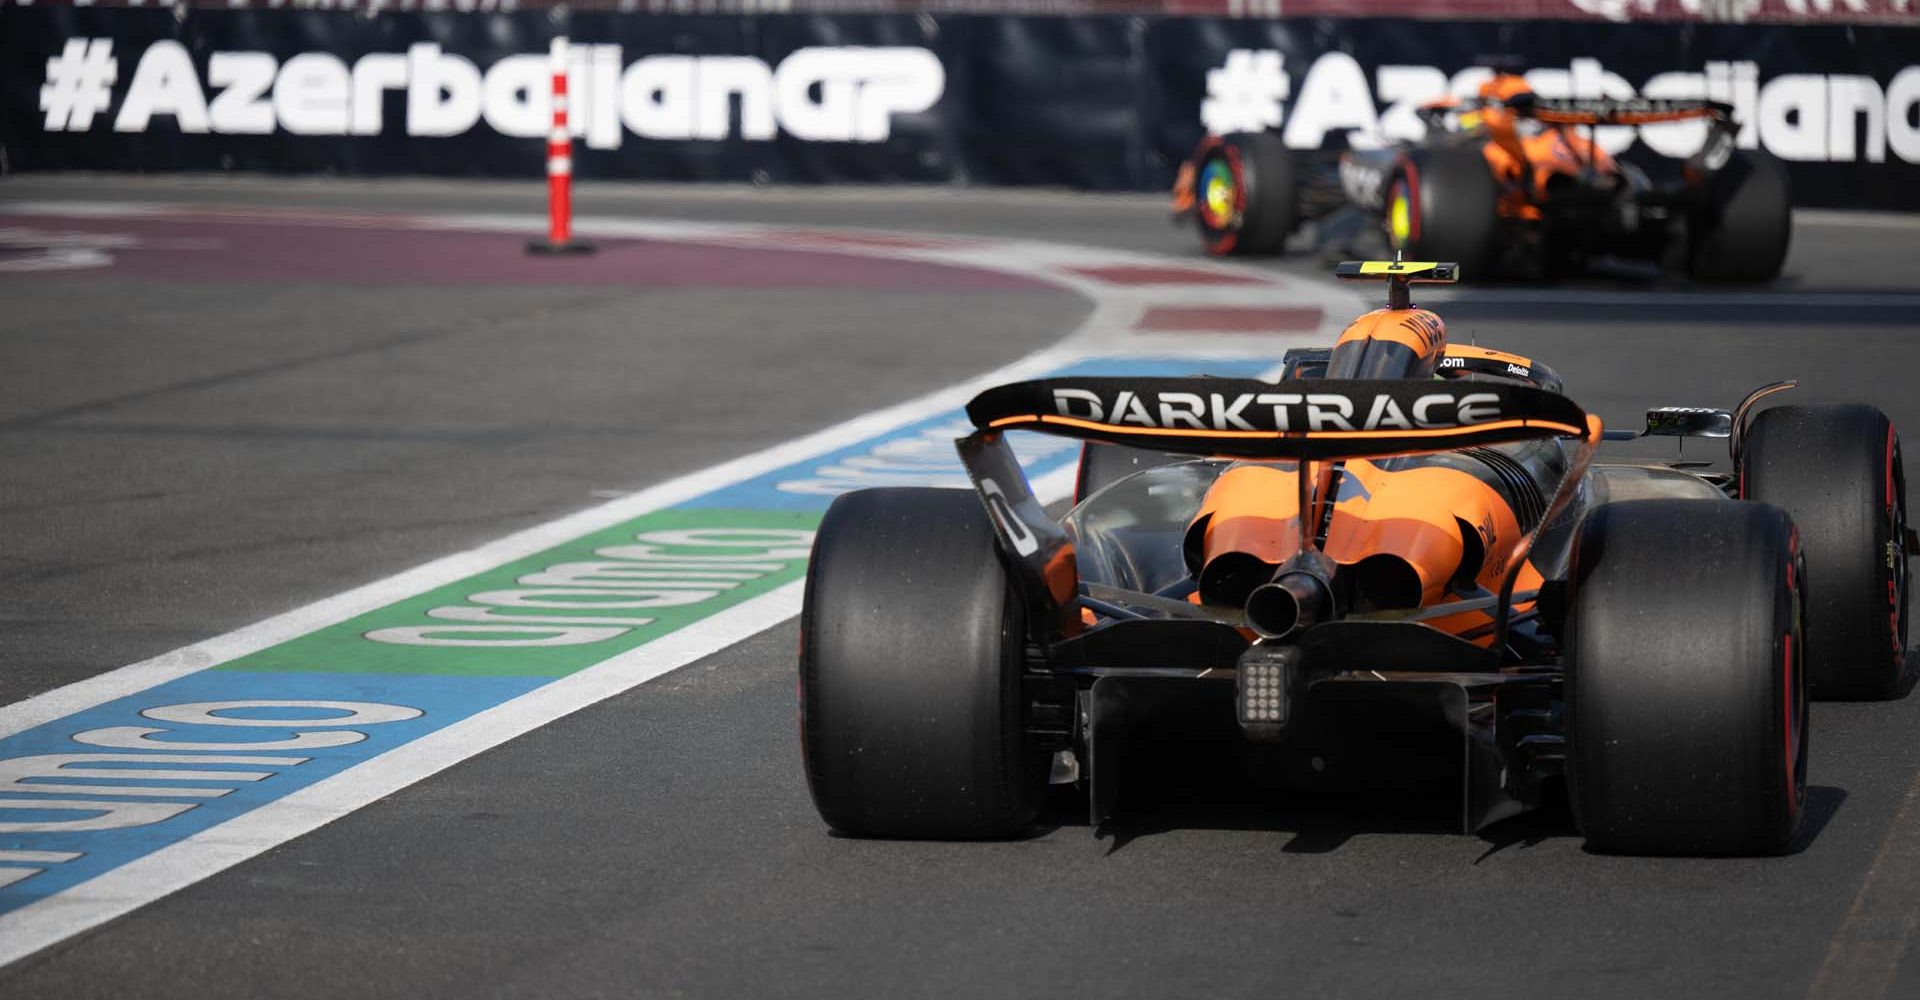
0;203;1345;968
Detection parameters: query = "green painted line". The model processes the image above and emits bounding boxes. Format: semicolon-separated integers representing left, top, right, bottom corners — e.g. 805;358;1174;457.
220;508;821;677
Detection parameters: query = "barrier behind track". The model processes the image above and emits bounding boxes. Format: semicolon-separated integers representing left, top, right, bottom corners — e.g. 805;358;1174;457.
4;8;1918;209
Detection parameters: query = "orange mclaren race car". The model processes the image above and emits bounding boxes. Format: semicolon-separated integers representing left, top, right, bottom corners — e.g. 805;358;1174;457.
798;260;1910;855
1172;70;1790;282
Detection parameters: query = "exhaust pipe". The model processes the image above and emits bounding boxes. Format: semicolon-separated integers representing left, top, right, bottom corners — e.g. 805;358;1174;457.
1245;567;1334;640
1197;551;1277;608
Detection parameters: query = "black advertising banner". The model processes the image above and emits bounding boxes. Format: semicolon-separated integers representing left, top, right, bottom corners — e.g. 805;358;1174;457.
4;8;1919;209
1146;18;1920;210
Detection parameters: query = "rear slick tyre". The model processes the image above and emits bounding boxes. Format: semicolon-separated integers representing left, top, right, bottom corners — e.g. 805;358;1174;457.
1688;150;1791;283
1193;132;1297;257
1388;145;1497;280
799;487;1044;839
1742;404;1908;700
1566;500;1806;856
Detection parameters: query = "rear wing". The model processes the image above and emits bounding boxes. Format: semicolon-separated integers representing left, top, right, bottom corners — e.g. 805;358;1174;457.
1518;96;1733;127
1516;95;1739;175
956;376;1602;653
964;376;1593;461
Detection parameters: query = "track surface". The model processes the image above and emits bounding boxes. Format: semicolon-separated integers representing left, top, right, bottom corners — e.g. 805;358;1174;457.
4;174;1920;999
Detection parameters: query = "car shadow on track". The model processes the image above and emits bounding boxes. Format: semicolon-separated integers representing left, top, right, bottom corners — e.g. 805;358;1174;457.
1035;740;1522;856
1039;745;1849;860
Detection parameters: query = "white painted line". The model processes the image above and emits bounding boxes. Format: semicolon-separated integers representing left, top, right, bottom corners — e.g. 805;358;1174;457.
0;201;1369;341
0;208;1327;967
0;579;810;964
0;851;80;864
0;336;1089;742
0;453;1116;962
1807;769;1920;1000
0;208;1341;746
1795;209;1920;231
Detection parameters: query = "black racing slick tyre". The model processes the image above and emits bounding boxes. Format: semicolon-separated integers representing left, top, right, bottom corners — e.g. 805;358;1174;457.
1387;145;1498;280
1742;404;1909;700
1688;150;1791;283
1192;132;1297;257
1566;500;1806;856
799;487;1045;838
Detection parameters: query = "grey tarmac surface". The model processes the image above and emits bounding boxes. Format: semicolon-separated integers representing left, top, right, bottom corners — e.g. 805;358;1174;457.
3;174;1920;999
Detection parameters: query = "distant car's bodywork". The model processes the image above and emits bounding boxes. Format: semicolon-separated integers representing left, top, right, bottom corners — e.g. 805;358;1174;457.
1172;73;1791;282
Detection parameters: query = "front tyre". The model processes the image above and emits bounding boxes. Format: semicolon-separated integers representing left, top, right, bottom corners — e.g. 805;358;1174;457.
1742;404;1908;699
1566;500;1805;856
799;487;1045;838
1191;132;1297;257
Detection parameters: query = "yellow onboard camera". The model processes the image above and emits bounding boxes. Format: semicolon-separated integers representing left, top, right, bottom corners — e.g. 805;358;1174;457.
1333;260;1460;308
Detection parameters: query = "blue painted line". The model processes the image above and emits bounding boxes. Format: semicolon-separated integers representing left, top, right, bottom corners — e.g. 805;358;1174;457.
685;356;1273;511
0;672;546;910
0;353;1277;917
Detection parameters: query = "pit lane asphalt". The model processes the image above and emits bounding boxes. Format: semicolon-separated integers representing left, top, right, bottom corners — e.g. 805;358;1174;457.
5;174;1920;1000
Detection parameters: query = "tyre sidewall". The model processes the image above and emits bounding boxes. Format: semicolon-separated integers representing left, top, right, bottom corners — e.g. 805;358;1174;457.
1392;144;1498;278
1743;404;1906;699
1689;150;1791;283
799;488;1042;838
1566;500;1805;855
1194;132;1296;256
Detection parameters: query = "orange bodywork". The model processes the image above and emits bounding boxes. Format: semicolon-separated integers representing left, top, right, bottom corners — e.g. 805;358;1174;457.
1445;343;1535;370
1335;307;1448;362
1482;130;1615;222
1192;457;1538;645
1189;302;1550;644
1470;73;1618;222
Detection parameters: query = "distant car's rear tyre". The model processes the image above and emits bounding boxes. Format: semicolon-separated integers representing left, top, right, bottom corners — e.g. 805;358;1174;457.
1074;443;1185;503
1566;499;1805;856
1688;150;1790;283
800;487;1044;838
1193;132;1297;257
1388;145;1498;279
1742;404;1908;700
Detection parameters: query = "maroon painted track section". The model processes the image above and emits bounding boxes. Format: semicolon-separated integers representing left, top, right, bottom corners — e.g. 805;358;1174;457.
0;212;1049;292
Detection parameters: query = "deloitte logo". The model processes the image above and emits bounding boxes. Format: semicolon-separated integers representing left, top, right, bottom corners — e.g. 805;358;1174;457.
40;39;945;146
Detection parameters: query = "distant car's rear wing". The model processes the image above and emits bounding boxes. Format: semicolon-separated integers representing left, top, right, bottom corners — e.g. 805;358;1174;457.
1517;96;1734;127
964;376;1593;461
1513;95;1739;175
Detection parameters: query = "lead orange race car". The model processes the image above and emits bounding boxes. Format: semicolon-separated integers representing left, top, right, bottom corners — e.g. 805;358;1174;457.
1173;69;1790;282
797;259;1908;855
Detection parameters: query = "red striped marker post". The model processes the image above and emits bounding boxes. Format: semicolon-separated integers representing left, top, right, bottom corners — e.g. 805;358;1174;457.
528;35;595;255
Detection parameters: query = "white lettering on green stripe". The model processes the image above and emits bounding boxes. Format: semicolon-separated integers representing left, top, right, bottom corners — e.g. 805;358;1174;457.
366;527;815;648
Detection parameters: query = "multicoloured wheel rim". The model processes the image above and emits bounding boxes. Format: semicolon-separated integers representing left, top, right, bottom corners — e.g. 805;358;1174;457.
1387;178;1414;249
1199;158;1237;230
